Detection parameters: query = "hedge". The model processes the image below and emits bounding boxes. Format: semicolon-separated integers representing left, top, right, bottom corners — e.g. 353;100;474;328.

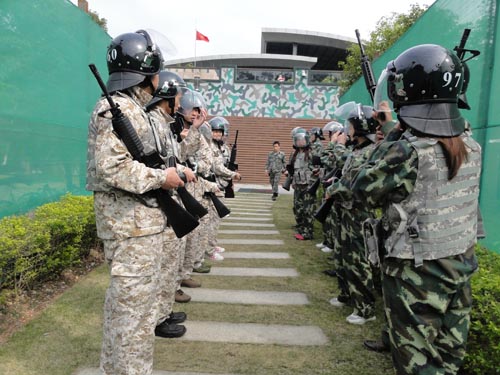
462;246;500;374
0;194;96;299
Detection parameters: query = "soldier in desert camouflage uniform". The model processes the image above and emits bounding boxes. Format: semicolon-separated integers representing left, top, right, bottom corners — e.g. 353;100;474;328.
206;117;242;258
352;44;481;375
87;31;192;375
265;141;286;200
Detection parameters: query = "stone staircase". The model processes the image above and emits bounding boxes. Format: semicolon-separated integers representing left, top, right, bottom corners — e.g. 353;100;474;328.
223;117;329;185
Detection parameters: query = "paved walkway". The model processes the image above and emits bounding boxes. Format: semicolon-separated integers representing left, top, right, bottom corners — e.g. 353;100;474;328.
75;188;328;375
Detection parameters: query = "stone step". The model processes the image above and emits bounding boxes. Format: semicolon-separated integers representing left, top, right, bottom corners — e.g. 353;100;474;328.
218;229;279;235
200;267;298;277
227;202;273;211
218;239;283;245
227;206;272;212
189;288;309;305
222;217;272;221
220;222;275;228
222;251;289;259
229;211;272;216
176;321;329;346
74;369;235;375
217;238;285;246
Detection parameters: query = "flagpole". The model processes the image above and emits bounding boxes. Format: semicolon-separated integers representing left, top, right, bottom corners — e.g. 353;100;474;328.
194;30;197;68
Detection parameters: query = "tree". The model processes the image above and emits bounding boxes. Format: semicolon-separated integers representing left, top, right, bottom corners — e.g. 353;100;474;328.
89;9;107;32
338;3;427;94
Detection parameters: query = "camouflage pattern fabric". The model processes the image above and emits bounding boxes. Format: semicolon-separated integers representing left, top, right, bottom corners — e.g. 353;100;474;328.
310;139;324;158
382;247;477;375
351;129;481;374
158;227;184;322
266;150;286;194
100;234;163;375
293;186;316;238
327;141;378;318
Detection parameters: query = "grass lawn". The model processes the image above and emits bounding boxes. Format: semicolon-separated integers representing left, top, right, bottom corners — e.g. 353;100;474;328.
0;193;394;375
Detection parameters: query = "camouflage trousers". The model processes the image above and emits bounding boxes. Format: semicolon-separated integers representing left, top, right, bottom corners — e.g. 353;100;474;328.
324;202;340;251
100;232;165;375
293;185;316;238
158;228;184;321
336;206;375;318
382;246;478;375
195;195;213;265
207;195;223;252
269;172;281;194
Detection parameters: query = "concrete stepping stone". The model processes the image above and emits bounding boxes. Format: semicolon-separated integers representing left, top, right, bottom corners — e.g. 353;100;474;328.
218;239;283;245
220;222;275;228
200;267;298;277
218;229;279;235
189;288;309;305
223;217;272;221
74;370;235;375
178;321;329;346
222;252;290;259
229;211;272;216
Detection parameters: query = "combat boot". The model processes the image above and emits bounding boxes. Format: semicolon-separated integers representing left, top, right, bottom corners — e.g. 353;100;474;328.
181;277;202;288
155;321;186;338
175;289;191;303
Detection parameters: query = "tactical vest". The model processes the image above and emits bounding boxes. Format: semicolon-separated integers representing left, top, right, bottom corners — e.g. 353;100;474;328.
293;152;311;185
384;131;481;266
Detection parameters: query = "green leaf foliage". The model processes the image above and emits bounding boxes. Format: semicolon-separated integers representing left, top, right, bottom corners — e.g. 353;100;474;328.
462;246;500;375
339;3;428;95
0;195;96;297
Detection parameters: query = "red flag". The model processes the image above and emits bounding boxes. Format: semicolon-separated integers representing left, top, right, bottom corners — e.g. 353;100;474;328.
196;30;209;42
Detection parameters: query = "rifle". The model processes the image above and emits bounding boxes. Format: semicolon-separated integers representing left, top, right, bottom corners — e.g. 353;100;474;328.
304;155;322;195
355;29;385;122
170;113;185;143
314;197;334;223
89;64;199;238
204;192;231;218
453;28;480;62
282;163;294;191
167;156;208;220
225;129;239;198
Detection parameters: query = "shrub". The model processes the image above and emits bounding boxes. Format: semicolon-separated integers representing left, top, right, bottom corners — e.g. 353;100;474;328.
462;246;500;375
0;194;96;295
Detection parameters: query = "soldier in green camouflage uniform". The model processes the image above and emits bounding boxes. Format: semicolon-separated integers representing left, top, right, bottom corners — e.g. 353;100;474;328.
290;129;317;240
87;32;191;375
325;105;378;324
351;44;481;375
265;141;286;200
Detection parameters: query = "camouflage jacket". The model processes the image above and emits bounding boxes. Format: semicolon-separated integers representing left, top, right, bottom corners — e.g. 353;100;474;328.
209;139;237;188
86;87;169;240
311;139;324;158
266;151;286;173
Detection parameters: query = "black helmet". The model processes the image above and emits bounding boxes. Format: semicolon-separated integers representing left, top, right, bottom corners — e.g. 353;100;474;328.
146;71;188;110
106;30;163;92
347;105;377;137
208;116;229;132
310;127;325;140
384;44;465;136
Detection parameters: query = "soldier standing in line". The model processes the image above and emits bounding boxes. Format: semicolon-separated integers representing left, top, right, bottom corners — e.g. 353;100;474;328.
325;104;379;325
289;129;317;240
87;31;191;374
145;72;205;320
206;117;242;257
352;44;481;375
265;141;286;201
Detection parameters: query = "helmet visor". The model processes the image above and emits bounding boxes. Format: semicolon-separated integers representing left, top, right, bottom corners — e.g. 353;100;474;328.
373;68;396;123
142;28;177;60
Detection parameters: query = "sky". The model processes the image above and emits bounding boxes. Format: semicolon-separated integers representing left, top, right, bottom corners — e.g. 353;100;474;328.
71;0;436;62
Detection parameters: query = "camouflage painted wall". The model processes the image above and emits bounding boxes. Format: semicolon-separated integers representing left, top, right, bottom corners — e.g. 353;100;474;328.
193;68;340;119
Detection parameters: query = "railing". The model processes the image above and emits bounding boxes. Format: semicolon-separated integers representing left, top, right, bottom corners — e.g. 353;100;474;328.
235;69;294;84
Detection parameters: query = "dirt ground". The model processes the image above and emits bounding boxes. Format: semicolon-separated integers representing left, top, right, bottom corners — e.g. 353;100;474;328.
0;248;104;345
